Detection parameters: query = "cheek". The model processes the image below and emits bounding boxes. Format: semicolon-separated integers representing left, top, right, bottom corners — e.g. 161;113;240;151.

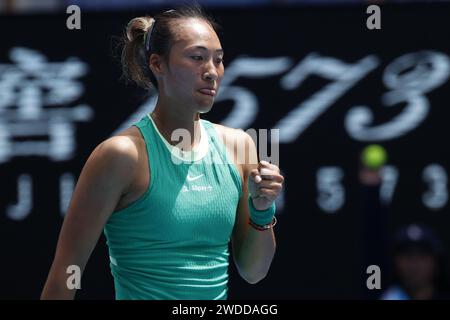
169;66;199;91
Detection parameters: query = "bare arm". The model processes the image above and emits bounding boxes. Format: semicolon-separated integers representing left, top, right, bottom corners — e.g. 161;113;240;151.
231;132;283;284
41;136;140;299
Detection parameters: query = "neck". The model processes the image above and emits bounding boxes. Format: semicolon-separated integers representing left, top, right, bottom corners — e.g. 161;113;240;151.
151;97;202;152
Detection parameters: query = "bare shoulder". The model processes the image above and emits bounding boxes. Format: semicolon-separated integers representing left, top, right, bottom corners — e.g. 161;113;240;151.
114;125;145;147
211;122;250;143
87;126;145;177
108;125;147;155
95;132;140;160
211;123;257;175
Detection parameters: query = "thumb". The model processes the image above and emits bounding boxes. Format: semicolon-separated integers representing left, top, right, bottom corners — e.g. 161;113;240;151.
249;168;262;183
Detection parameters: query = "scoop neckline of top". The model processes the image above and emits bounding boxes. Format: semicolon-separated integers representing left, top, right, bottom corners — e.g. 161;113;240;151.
147;113;209;162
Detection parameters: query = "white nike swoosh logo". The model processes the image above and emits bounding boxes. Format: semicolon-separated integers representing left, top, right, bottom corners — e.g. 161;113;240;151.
187;173;204;181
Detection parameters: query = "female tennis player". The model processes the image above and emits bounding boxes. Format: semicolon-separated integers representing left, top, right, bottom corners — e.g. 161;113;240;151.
41;6;284;300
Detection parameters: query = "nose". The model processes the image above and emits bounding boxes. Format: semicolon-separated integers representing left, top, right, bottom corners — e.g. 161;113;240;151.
202;60;218;82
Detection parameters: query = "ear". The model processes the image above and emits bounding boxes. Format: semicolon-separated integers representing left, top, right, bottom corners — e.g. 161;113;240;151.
148;53;166;77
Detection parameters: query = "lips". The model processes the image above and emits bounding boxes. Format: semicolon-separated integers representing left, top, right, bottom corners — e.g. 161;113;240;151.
199;88;216;97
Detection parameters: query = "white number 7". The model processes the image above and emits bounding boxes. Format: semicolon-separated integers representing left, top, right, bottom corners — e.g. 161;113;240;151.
275;53;379;143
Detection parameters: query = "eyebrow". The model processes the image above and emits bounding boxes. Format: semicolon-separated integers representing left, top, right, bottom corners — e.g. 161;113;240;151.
190;46;224;54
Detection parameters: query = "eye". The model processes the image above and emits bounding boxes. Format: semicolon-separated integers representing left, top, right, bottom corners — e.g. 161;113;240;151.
191;56;203;61
216;58;224;64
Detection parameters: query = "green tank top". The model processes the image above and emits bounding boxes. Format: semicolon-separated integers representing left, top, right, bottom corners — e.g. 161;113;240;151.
103;114;242;300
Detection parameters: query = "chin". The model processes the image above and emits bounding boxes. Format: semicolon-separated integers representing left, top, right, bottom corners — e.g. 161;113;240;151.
197;102;214;114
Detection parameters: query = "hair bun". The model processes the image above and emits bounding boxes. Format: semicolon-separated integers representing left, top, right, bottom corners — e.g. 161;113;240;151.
126;17;155;42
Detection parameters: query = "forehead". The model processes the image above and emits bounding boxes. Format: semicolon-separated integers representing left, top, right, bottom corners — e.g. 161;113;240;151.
171;18;221;48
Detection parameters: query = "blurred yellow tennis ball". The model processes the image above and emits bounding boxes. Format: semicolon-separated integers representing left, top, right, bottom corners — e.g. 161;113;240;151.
361;144;387;169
